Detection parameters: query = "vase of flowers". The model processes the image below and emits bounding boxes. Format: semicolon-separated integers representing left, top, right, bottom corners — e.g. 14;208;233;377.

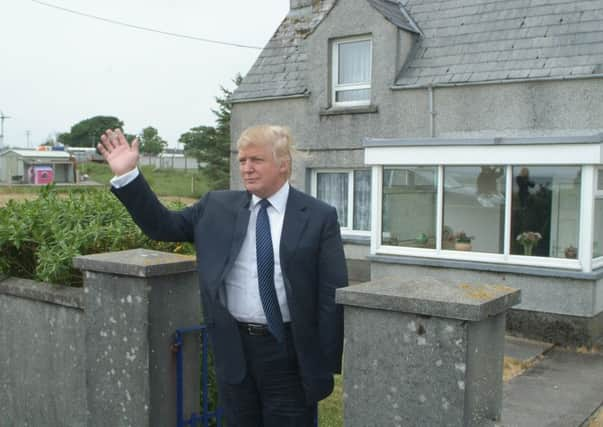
454;231;474;251
516;231;542;256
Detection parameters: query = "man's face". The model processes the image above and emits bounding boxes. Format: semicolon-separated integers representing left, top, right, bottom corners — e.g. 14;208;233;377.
238;142;287;199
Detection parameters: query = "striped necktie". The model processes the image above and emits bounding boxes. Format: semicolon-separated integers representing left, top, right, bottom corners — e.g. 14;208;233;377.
256;199;285;342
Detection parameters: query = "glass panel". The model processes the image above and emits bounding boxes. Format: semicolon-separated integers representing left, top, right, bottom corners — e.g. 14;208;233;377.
317;172;349;227
598;168;603;191
511;166;581;258
338;40;371;85
382;167;437;248
595;198;603;258
443;166;506;253
353;170;371;231
335;89;370;102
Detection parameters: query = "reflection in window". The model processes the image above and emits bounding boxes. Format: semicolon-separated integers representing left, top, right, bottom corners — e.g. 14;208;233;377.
443;166;505;253
382;167;437;248
511;166;581;258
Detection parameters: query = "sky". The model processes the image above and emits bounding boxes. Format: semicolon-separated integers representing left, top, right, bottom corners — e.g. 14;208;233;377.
0;0;289;149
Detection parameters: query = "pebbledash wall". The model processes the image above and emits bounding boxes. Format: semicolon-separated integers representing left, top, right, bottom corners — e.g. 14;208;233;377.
229;0;603;346
0;249;201;427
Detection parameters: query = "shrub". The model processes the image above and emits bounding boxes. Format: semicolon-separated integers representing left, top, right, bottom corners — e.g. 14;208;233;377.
0;185;194;287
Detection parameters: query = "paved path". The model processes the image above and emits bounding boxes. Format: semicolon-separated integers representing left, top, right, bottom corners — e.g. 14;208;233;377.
499;338;603;427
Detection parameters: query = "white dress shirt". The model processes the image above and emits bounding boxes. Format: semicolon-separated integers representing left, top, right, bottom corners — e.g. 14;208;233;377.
111;168;291;324
223;182;291;324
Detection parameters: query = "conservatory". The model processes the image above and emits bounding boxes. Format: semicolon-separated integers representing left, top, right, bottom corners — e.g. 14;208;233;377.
364;134;603;274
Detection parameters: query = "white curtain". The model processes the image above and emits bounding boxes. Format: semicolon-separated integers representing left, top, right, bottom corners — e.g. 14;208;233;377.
353;170;371;230
338;40;371;85
317;173;349;227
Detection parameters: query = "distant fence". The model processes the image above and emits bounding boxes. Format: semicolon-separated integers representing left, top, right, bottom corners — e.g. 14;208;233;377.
140;154;202;170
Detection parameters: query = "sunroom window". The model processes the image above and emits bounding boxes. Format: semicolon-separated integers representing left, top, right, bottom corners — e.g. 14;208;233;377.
511;166;580;258
313;169;371;233
382;167;437;248
366;134;602;272
332;36;372;106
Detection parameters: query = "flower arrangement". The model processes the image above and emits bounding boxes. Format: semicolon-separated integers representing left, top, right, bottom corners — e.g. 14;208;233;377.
455;231;474;243
516;231;542;256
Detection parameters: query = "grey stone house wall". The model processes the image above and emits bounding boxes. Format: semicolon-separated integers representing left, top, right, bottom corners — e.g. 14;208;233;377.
230;0;603;342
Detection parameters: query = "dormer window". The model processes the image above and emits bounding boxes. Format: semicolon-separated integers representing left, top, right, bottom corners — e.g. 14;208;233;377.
331;36;372;107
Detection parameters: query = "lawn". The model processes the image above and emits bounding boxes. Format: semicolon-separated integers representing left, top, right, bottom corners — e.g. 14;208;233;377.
79;162;211;198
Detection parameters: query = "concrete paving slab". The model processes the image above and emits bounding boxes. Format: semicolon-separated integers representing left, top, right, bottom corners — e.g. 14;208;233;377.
498;348;603;427
504;336;554;361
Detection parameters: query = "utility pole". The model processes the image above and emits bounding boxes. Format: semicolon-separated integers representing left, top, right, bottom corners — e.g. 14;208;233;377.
0;110;11;150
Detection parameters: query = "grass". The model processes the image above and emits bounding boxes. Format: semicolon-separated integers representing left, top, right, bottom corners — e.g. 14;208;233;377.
319;374;343;426
79;162;211;198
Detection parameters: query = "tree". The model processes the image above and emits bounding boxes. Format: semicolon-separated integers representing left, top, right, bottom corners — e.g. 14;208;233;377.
138;126;167;156
67;116;124;147
179;75;241;190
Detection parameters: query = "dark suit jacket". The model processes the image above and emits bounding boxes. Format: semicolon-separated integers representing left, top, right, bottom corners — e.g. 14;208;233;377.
112;174;348;402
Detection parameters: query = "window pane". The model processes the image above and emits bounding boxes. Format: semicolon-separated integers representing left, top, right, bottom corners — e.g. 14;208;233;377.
598;168;603;191
382;167;437;248
335;89;370;102
317;172;348;227
511;166;581;258
353;170;371;231
594;198;603;258
443;166;505;253
338;40;371;85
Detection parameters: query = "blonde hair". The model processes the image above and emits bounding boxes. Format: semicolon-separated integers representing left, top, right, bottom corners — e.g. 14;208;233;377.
237;125;295;179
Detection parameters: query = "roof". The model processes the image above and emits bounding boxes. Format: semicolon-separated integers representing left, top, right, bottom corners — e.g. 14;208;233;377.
232;0;603;102
0;149;71;159
230;0;337;103
395;0;603;87
366;0;421;35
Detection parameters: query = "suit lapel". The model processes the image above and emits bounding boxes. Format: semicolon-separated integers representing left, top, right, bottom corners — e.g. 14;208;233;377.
280;187;309;270
215;192;251;298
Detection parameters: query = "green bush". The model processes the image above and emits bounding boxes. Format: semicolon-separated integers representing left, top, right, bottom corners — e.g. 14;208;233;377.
0;185;194;287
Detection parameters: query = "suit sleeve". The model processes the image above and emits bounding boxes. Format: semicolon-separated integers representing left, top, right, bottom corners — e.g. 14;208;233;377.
111;173;204;243
317;206;348;374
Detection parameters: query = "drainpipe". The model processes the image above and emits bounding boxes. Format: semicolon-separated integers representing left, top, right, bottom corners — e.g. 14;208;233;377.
428;85;436;137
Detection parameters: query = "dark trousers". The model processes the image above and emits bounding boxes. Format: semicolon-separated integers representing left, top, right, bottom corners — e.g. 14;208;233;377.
219;325;317;427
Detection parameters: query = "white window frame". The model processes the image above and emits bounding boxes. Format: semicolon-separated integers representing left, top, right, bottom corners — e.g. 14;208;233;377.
365;136;603;273
593;167;603;269
311;168;371;236
331;36;372;108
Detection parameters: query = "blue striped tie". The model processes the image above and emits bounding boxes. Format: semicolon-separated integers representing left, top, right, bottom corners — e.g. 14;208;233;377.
256;199;285;342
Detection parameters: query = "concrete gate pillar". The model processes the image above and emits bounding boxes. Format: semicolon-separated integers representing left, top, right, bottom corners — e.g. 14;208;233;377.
336;276;520;427
74;249;201;427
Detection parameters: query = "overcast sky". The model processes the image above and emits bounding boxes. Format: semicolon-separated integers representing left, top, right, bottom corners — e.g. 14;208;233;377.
0;0;289;148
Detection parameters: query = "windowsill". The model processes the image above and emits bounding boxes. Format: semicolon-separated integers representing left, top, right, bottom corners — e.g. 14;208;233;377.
368;253;603;280
342;234;371;245
319;105;378;116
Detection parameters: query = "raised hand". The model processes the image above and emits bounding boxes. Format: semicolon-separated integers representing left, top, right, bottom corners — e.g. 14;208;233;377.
97;129;140;176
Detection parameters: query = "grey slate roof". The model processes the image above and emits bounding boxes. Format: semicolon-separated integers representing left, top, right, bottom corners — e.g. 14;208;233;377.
367;0;422;34
396;0;603;87
231;0;603;102
230;1;337;103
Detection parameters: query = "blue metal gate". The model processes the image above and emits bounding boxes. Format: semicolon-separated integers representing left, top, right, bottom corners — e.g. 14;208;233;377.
173;325;223;427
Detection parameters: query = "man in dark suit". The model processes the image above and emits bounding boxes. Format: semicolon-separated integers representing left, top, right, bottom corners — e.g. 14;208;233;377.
98;125;347;426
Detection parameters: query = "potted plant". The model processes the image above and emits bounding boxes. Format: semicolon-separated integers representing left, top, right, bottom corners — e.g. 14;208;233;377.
454;231;474;251
516;231;542;256
564;245;577;259
442;225;455;249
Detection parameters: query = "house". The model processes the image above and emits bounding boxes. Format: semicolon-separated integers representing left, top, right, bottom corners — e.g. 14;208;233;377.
0;149;76;184
229;0;603;346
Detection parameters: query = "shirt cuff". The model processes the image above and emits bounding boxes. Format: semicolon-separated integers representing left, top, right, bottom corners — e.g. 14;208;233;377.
110;168;140;188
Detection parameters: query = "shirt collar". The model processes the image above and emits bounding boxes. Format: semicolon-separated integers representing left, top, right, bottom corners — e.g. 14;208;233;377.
251;182;289;214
